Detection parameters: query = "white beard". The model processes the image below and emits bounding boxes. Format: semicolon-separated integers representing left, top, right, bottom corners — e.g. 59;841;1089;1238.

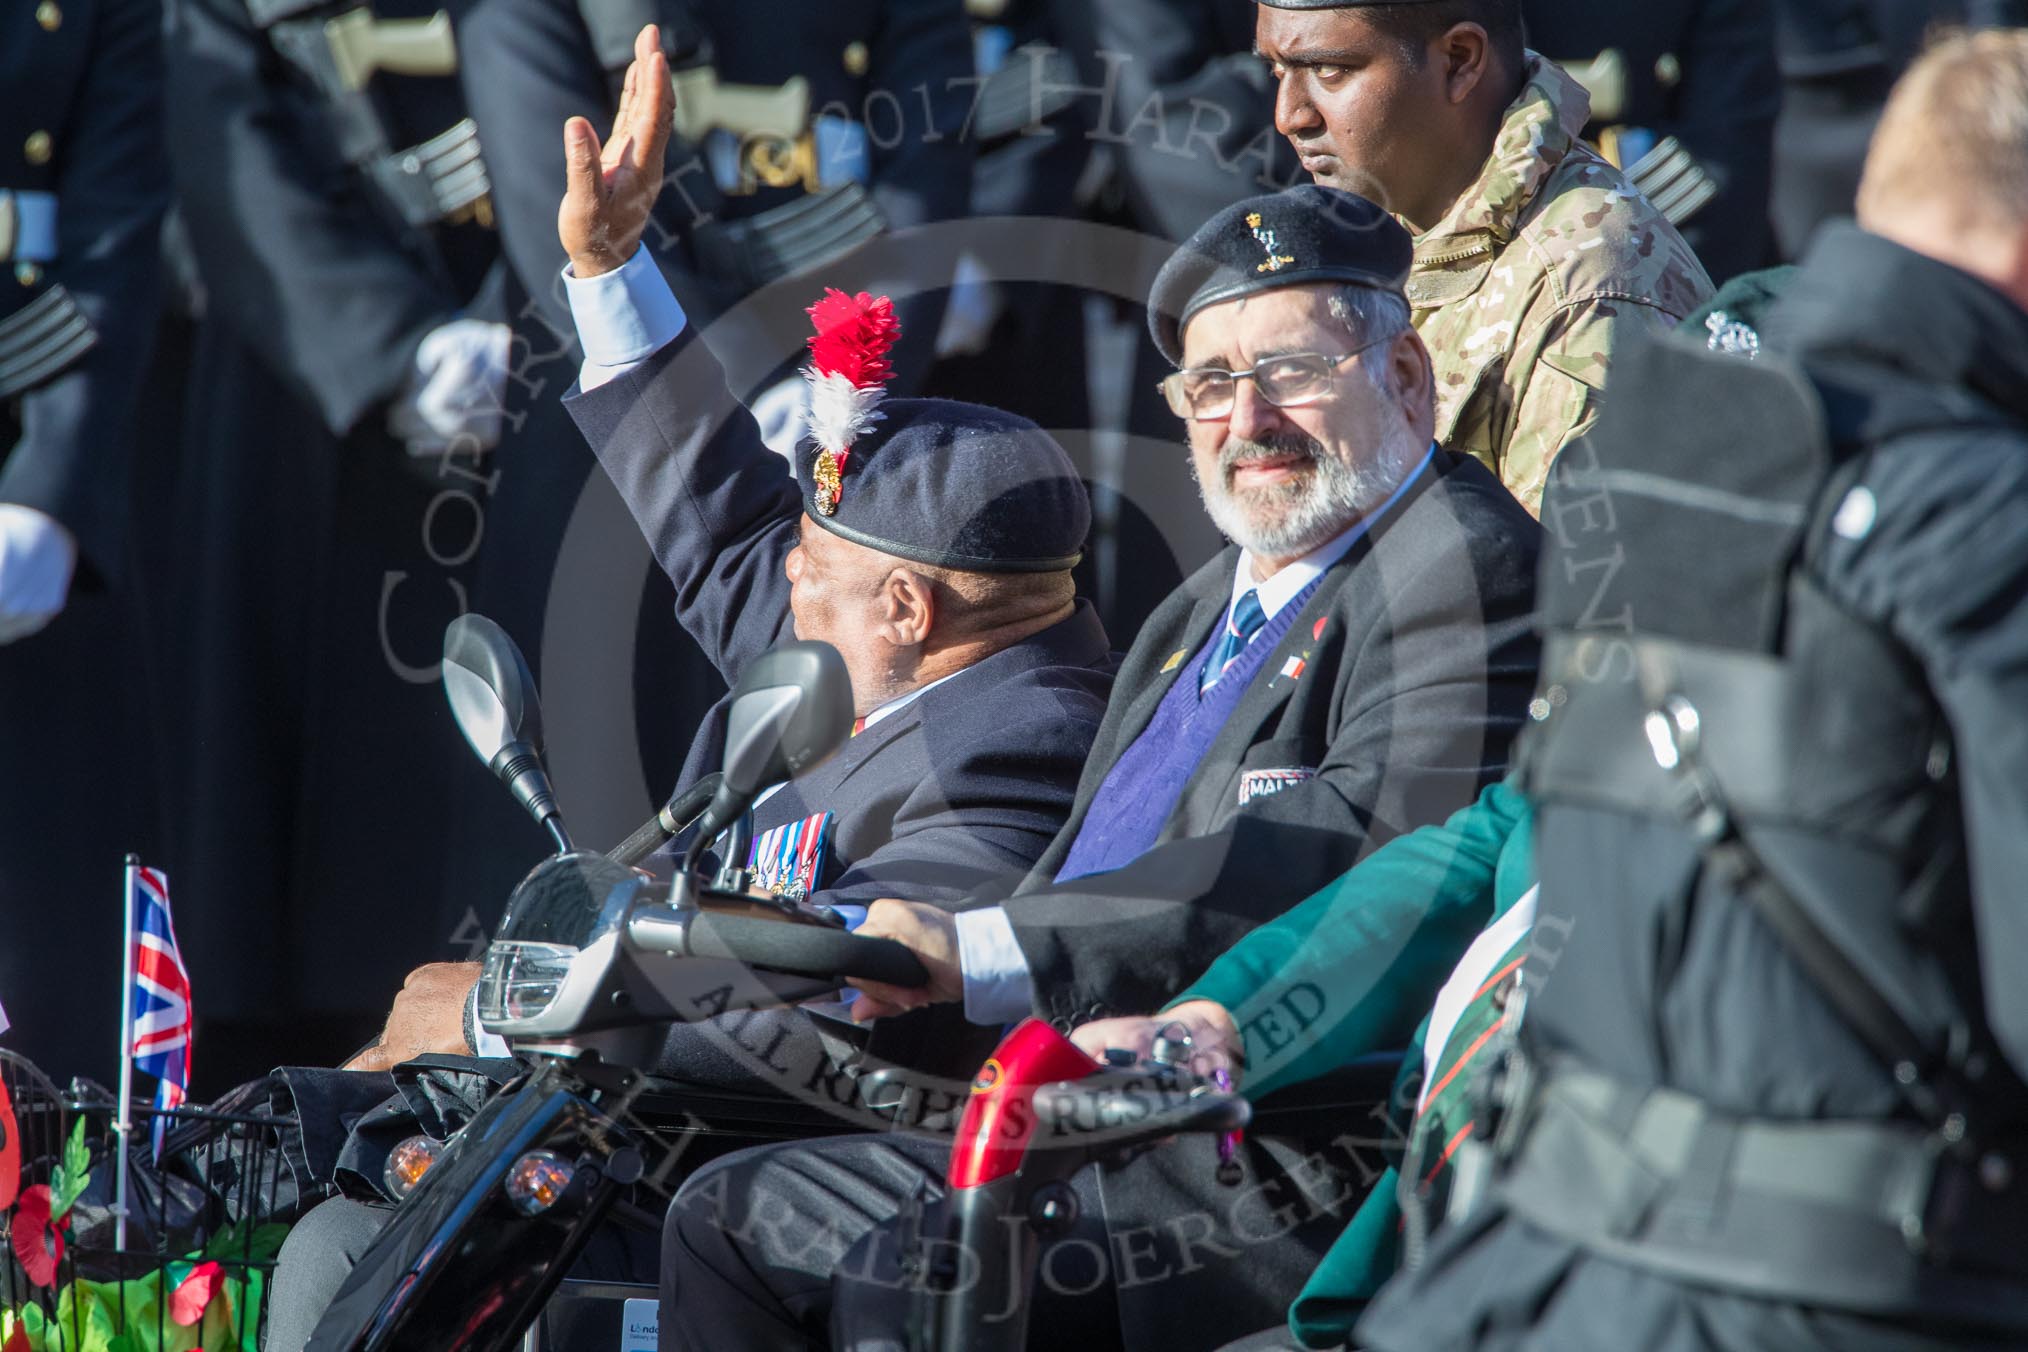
1195;410;1424;561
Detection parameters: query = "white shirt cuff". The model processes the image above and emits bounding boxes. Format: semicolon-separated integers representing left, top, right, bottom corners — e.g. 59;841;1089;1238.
563;246;688;391
953;906;1036;1025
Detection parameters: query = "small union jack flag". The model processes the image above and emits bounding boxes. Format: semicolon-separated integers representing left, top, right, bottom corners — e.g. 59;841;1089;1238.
129;866;191;1159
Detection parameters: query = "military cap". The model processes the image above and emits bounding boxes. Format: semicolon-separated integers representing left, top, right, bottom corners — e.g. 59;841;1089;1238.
1148;185;1413;364
794;400;1090;574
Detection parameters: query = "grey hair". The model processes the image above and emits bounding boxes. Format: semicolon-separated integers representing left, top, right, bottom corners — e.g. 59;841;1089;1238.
1326;285;1413;347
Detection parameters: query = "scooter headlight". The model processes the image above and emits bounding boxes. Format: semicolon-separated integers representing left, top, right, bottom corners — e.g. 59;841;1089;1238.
478;852;648;1028
503;1150;575;1215
477;940;578;1022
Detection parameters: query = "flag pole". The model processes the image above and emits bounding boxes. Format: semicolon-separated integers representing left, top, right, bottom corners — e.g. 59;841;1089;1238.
114;853;138;1252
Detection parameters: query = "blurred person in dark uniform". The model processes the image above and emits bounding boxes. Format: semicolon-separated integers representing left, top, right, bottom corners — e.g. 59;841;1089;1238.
1521;0;1780;283
1362;28;2028;1351
0;0;168;1082
1062;0;1306;639
927;0;1196;638
930;0;1092;433
162;0;521;1080
1772;0;2028;260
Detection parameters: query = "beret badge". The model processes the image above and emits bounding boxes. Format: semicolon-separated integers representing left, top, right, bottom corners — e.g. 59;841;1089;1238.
1245;212;1296;274
803;289;902;516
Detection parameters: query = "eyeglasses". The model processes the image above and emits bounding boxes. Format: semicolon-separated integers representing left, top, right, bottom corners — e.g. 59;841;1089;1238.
1158;332;1394;421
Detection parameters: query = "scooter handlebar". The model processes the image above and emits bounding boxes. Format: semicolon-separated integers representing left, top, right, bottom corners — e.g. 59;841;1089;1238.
1027;1065;1251;1160
627;906;931;989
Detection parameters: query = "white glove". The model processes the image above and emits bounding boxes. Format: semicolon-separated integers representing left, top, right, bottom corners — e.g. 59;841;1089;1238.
0;504;78;644
388;318;513;457
934;253;1002;360
750;376;809;461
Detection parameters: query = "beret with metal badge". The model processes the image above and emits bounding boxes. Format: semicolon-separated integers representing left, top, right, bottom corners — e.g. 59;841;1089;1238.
797;290;1089;574
1147;184;1414;364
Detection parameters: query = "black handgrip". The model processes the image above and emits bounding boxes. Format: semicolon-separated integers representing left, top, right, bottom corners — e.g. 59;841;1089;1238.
681;912;931;988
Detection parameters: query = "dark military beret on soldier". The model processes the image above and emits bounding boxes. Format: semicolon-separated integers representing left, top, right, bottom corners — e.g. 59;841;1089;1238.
1147;184;1415;363
796;289;1089;574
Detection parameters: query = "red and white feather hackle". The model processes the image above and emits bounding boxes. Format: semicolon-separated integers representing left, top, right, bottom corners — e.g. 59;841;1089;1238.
803;289;901;515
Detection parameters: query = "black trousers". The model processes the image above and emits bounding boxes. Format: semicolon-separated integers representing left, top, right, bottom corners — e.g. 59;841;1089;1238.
659;1132;1119;1352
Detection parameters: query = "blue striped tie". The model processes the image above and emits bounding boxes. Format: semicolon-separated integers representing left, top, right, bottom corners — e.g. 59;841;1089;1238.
1201;589;1267;693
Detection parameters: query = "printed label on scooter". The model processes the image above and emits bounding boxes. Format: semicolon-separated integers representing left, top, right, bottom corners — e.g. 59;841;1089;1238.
621;1298;658;1352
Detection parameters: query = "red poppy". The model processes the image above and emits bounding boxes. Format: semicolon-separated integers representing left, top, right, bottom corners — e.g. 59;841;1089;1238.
170;1259;226;1326
3;1318;29;1352
8;1183;65;1287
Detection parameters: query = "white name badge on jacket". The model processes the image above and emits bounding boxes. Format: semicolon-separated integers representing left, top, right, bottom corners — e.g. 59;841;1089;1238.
1237;767;1317;805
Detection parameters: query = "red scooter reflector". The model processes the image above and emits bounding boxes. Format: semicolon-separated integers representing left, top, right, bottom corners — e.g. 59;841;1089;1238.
946;1019;1099;1189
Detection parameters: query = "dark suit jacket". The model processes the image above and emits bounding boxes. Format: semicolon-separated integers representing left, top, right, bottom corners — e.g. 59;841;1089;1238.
1;0;167;581
565;330;1116;911
1002;450;1543;1026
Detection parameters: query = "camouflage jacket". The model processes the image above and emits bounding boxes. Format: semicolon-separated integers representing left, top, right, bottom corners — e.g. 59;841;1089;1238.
1411;56;1712;514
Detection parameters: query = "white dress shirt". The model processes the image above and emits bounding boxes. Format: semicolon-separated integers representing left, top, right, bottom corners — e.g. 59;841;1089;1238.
951;444;1440;1025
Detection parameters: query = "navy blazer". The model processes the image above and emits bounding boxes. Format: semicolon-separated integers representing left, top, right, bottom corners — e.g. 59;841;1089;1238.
564;330;1115;910
1002;451;1544;1027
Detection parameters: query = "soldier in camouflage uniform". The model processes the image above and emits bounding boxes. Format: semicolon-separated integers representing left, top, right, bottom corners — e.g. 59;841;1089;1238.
1257;0;1713;514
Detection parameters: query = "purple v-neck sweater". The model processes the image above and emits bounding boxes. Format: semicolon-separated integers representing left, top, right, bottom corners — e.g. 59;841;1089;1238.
1055;575;1322;882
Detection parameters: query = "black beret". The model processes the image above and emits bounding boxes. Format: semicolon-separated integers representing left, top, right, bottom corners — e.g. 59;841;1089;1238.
1148;185;1413;364
795;399;1090;574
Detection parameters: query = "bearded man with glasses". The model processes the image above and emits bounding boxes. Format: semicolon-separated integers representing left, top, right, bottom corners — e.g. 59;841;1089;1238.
654;184;1543;1352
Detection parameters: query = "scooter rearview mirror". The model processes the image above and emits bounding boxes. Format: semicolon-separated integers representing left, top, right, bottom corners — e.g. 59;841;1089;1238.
682;640;854;874
442;613;573;853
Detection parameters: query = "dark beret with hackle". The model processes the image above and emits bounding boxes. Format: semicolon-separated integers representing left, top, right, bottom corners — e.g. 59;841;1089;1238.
796;400;1090;574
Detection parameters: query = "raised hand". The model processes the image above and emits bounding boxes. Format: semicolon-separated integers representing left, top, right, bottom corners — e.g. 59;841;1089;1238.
558;23;672;278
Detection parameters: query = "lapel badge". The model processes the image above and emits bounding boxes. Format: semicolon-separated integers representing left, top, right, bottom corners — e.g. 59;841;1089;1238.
1161;648;1189;674
1312;616;1327;642
1279;654;1308;682
1238;767;1317;805
1245;212;1296;274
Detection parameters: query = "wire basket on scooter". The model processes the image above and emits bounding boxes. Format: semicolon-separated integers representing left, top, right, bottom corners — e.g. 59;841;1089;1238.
0;1051;299;1352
